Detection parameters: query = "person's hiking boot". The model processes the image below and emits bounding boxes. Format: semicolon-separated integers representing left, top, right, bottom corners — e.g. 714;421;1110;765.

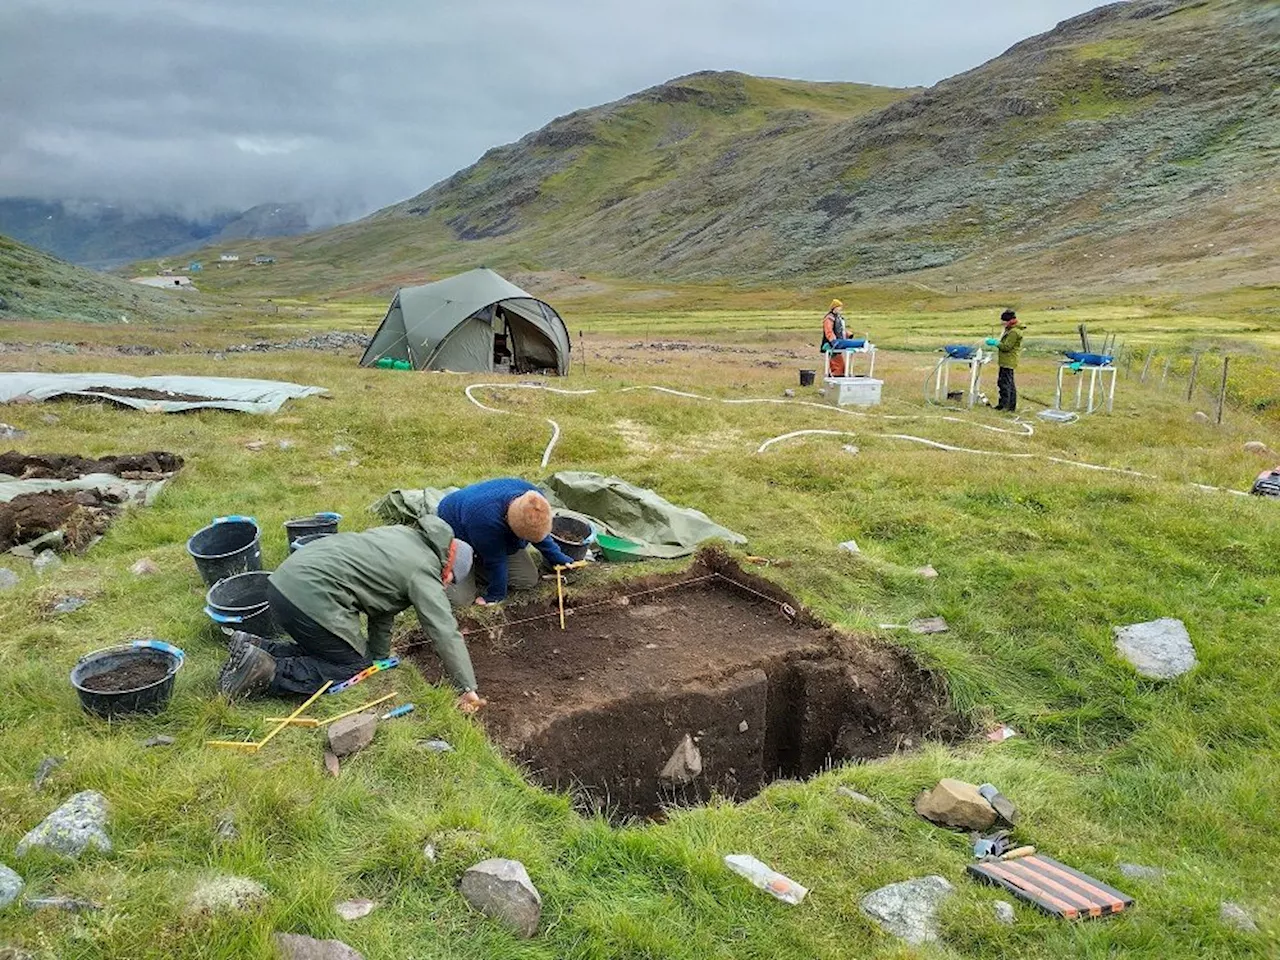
218;641;276;700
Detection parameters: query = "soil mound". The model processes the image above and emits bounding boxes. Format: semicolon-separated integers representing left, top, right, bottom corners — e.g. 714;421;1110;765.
409;550;960;819
0;450;183;481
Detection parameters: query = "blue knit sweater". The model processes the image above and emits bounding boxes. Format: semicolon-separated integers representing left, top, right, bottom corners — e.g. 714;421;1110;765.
437;478;574;602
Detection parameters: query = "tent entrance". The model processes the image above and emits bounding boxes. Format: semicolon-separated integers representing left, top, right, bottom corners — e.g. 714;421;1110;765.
496;304;559;374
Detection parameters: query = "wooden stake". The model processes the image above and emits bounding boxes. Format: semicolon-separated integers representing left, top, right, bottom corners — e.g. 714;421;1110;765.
556;567;566;630
1186;353;1201;401
1139;348;1156;383
1161;357;1172;387
1216;355;1230;425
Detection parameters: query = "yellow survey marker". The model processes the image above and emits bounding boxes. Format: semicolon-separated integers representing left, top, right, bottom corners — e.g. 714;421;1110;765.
206;680;333;752
266;692;397;727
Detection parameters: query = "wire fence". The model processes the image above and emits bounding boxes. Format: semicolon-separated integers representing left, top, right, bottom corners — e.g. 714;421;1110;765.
1106;344;1280;426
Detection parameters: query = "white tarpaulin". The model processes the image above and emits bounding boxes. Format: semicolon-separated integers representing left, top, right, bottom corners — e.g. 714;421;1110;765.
0;373;327;414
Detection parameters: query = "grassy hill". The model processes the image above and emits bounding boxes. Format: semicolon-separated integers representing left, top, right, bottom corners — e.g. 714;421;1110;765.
187;0;1279;298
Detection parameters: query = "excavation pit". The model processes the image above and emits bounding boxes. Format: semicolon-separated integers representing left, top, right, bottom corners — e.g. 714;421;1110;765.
410;552;958;820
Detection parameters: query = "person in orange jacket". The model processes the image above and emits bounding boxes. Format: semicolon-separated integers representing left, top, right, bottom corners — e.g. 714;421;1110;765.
821;299;855;377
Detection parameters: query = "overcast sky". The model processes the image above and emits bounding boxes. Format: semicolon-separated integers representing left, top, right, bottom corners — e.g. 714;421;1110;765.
0;0;1104;222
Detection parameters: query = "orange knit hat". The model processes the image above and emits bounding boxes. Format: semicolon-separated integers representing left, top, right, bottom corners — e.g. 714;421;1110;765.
507;490;553;542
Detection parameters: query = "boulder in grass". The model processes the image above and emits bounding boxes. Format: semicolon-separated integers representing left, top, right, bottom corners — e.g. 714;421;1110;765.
273;933;365;960
861;875;955;946
16;791;111;858
185;875;268;914
914;779;996;831
0;864;24;908
1220;901;1258;934
1113;618;1196;679
327;713;376;758
460;858;542;939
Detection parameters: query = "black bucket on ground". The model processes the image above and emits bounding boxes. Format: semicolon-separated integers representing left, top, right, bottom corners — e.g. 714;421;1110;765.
187;517;262;586
551;515;595;562
799;369;816;387
70;640;184;718
289;532;334;552
283;512;341;548
206;571;277;637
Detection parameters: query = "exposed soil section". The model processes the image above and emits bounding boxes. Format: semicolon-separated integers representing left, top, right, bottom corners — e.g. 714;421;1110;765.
409;550;959;819
0;450;181;552
0;450;183;481
80;386;212;403
79;658;170;692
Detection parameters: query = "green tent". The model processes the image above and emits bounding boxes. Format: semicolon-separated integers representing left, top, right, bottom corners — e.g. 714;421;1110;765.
360;268;571;375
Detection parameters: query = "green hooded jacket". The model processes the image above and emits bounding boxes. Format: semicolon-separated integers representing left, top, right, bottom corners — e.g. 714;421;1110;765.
268;517;477;691
998;324;1025;369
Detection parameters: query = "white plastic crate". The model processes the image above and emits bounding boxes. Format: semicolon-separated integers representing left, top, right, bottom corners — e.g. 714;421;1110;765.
823;376;883;407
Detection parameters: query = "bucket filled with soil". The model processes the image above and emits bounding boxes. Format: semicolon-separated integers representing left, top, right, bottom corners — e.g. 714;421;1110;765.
187;516;262;586
550;515;595;562
71;640;184;718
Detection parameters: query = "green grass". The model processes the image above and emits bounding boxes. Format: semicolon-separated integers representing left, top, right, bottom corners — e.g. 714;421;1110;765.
1;307;1279;957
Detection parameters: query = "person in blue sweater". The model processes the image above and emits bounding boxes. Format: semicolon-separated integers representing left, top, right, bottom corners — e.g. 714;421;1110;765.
437;478;576;605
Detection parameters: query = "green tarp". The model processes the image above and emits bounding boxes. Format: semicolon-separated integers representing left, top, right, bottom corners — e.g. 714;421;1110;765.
359;268;571;375
370;472;745;560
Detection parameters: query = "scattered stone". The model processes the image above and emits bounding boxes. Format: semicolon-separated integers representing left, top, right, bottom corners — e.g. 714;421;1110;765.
9;544;36;560
0;946;34;960
245;440;267;452
422;842;437;862
324;750;341;777
837;786;878;807
0;569;19;590
1220;901;1258;933
130;558;161;576
842;444;859;454
32;756;63;790
274;932;366;960
0;864;23;908
1113;618;1197;679
40;413;60;425
915;779;996;831
908;616;949;635
1118;863;1166;881
460;858;542;939
186;875;268;914
331;444;352;456
861;875;955;946
327;713;377;758
278;440;294;450
214;810;238;842
1192;411;1210;423
738;720;749;733
0;424;26;439
916;565;939;579
51;596;88;615
783;389;795;398
1243;440;1273;455
659;733;703;784
993;900;1016;925
142;735;175;748
417;739;453;753
16;790;111;858
32;552;61;575
335;898;377;921
838;539;860;554
23;896;99;912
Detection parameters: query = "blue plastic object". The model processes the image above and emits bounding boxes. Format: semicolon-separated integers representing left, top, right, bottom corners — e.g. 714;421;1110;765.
1063;351;1114;366
944;345;977;360
831;338;866;350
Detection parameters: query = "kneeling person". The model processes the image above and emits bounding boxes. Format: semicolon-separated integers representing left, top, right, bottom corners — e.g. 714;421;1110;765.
217;516;485;712
437;478;575;606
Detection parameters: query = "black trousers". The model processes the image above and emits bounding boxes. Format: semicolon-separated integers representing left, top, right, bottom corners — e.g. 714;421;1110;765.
997;367;1017;412
260;582;372;696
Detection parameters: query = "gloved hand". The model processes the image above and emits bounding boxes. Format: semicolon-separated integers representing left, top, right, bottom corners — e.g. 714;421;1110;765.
985;338;999;347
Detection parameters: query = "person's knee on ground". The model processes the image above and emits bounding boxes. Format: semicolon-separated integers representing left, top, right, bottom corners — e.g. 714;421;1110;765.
506;547;542;591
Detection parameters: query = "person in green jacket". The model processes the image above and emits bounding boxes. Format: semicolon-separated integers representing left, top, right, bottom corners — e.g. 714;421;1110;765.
217;516;486;713
995;309;1024;412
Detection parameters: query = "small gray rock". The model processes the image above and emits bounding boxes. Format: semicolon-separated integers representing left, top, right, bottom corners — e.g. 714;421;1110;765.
1118;863;1165;881
334;898;376;921
0;569;19;590
142;735;175;748
908;616;949;635
861;875;955;946
916;565;939;579
1114;618;1197;679
1192;410;1210;423
23;896;99;912
1220;901;1258;933
0;424;26;439
40;413;60;425
0;945;35;960
659;733;702;785
837;786;879;808
51;596;88;615
32;757;63;790
838;539;860;554
10;544;36;559
214;810;238;842
460;858;542;939
186;875;268;914
783;389;795;398
1243;440;1272;455
327;713;377;758
417;739;453;753
32;552;61;575
0;864;24;908
993;900;1015;925
273;932;365;960
130;558;161;576
16;790;111;858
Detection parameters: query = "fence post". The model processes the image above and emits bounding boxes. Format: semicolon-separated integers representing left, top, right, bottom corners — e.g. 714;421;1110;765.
1216;356;1230;425
1139;348;1156;383
1161;357;1172;388
1186;353;1201;402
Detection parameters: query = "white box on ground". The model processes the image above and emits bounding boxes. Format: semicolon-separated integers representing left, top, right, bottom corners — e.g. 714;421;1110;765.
824;376;883;407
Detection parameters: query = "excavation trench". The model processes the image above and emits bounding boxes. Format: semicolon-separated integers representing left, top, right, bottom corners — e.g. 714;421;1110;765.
408;551;959;820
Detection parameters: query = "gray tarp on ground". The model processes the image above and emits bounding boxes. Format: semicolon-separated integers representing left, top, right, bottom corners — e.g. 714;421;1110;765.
371;472;745;560
0;473;168;506
0;373;327;414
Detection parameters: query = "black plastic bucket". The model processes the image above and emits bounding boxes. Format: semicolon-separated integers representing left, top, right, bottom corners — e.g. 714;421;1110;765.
205;571;277;637
289;532;333;553
70;640;184;718
283;512;341;548
799;369;816;387
550;515;595;562
187;517;262;586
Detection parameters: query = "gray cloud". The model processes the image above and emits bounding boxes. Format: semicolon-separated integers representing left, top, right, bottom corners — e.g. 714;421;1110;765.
0;0;1103;220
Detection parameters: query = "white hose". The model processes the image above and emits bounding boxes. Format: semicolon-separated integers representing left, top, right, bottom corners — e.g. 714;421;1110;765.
465;383;598;468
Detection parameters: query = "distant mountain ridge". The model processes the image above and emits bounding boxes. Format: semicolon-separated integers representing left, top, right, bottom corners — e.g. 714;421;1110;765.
0;198;319;269
196;0;1279;295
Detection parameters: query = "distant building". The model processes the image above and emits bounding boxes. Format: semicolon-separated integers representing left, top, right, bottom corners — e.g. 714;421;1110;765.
189;261;203;272
253;255;276;265
131;275;196;289
220;253;240;262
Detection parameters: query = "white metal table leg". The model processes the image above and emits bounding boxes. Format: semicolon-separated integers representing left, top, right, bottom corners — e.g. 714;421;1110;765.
1106;368;1116;413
